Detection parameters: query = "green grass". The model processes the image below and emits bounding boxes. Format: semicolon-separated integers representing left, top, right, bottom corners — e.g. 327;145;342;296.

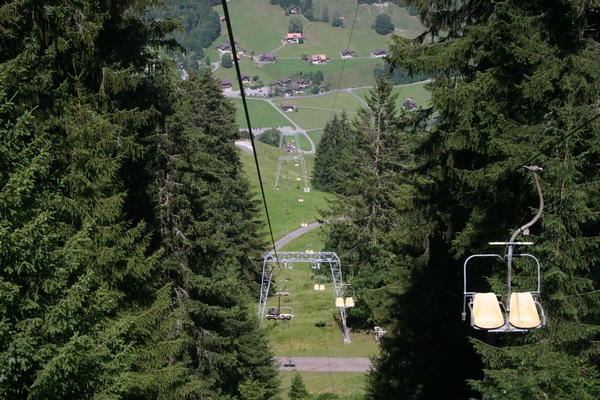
231;98;292;128
308;129;324;147
263;228;379;358
279;108;347;130
352;81;432;109
238;141;332;239
279;371;367;400
213;0;290;54
214;57;382;91
273;92;362;111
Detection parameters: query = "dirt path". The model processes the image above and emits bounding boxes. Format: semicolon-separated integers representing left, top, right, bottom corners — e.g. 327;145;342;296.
274;217;347;250
275;357;371;372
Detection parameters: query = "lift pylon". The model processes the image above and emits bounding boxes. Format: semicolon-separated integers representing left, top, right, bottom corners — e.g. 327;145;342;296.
259;251;352;343
274;155;310;192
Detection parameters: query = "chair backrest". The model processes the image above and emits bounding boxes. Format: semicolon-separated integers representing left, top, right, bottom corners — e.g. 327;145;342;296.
345;297;355;308
473;292;504;329
335;297;344;307
509;292;541;329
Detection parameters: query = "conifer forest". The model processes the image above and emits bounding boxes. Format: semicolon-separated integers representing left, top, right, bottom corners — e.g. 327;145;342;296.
1;0;599;399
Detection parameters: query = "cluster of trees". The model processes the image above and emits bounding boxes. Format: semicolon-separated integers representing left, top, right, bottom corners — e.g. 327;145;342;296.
316;0;600;399
289;17;304;34
373;62;428;85
372;14;394;35
0;1;278;399
258;129;282;147
146;0;221;70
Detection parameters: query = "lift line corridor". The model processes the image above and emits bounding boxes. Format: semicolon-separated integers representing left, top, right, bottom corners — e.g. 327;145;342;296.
259;251;353;344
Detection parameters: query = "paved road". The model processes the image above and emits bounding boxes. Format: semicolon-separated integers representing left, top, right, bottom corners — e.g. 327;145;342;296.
275;357;372;372
274;217;347;250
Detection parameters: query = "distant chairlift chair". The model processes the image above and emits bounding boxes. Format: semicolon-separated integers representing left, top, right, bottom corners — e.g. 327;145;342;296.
462;166;547;332
335;285;356;308
266;307;295;320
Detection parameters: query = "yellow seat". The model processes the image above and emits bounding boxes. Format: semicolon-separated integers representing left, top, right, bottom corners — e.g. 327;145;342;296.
319;284;325;291
345;297;355;308
473;293;505;329
509;292;541;329
335;297;345;307
314;284;319;291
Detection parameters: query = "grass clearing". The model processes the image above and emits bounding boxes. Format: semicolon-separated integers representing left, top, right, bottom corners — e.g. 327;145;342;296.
238;141;332;240
262;226;379;358
279;371;367;400
273;92;362;111
308;129;324;147
279;108;347;130
231;98;291;128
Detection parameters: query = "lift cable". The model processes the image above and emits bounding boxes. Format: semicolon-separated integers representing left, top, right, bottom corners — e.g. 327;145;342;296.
221;0;281;265
328;0;361;122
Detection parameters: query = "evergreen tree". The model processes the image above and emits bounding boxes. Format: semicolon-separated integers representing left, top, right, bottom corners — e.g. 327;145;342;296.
221;53;233;68
312;113;355;195
323;79;415;328
288;373;310;400
145;71;278;399
258;128;282;147
373;14;394;35
289;17;304;34
0;1;278;398
367;0;600;399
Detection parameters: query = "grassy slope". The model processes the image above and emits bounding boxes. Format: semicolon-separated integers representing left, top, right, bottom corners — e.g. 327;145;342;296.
265;227;380;358
237;144;378;357
231;98;291;128
238;141;332;239
210;0;425;91
279;371;367;400
308;129;324;146
273;92;362;110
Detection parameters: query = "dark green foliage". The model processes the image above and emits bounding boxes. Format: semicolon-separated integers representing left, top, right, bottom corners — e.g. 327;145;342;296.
312;113;355;195
289;16;304;33
146;0;221;69
145;71;278;399
288;373;310;400
322;79;415;330
331;12;344;28
221;53;233;68
258;128;282;147
366;0;600;399
373;63;428;85
373;14;394;35
322;7;330;22
0;0;278;398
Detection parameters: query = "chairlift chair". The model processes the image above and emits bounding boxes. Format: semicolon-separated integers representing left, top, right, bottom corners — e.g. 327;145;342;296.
462;166;547;333
266;306;295;320
335;284;356;308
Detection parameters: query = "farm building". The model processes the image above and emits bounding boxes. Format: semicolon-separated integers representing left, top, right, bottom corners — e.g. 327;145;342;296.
404;97;417;111
371;49;389;58
308;54;328;64
340;50;356;59
259;52;277;63
281;103;296;112
220;78;233;91
241;75;251;84
284;32;303;43
216;43;231;53
296;78;310;88
288;5;301;14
